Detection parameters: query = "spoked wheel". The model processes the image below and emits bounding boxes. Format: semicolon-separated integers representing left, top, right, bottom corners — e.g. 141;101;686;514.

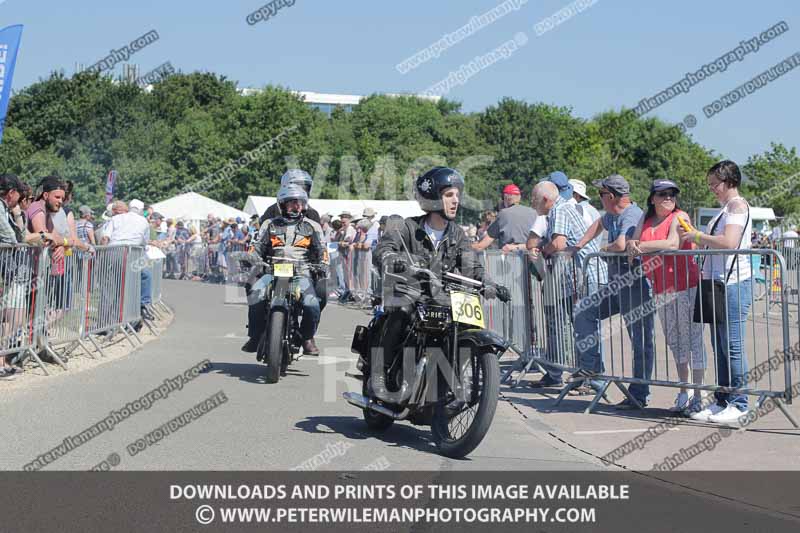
264;308;287;384
431;349;499;458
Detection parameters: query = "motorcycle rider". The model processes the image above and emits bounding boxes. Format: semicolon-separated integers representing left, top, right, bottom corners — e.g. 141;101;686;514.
260;169;321;224
242;183;327;356
260;169;327;312
371;167;510;372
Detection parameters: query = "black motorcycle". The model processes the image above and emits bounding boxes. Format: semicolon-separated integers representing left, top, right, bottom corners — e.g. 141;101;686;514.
345;264;510;458
236;253;323;384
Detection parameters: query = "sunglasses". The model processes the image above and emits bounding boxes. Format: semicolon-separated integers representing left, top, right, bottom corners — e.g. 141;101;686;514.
654;191;677;199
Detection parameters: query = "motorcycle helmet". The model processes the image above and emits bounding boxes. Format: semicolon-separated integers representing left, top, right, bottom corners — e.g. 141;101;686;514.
280;169;313;195
414;166;464;217
277;183;308;219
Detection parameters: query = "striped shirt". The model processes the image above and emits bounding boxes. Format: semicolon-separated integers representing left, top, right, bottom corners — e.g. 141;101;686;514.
76;219;94;245
546;196;607;297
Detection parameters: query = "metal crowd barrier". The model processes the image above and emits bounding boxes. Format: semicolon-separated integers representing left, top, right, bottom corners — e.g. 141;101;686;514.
773;237;800;308
0;244;155;376
510;248;797;426
0;245;41;368
481;251;534;364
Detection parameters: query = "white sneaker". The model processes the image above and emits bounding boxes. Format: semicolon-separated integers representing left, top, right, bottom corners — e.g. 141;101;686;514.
707;404;747;425
689;403;725;422
682;395;704;416
668;391;689;412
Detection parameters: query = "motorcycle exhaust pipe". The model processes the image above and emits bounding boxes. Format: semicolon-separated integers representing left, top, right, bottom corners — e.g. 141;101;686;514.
342;392;410;420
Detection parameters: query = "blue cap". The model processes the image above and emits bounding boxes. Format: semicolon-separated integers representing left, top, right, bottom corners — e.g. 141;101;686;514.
545;171;573;200
650;179;680;194
235;217;243;223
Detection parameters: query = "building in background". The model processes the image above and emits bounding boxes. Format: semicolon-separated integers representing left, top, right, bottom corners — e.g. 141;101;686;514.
238;88;440;116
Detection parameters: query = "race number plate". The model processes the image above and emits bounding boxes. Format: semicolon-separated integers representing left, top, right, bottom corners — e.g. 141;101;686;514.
450;291;485;328
274;263;294;278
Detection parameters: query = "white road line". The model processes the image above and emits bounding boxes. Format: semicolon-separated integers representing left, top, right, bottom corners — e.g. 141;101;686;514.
573;428;680;435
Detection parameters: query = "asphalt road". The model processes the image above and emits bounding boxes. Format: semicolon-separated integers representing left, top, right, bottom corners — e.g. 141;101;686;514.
1;279;595;472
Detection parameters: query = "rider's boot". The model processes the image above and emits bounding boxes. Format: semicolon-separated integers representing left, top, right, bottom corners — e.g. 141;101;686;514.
302;338;320;355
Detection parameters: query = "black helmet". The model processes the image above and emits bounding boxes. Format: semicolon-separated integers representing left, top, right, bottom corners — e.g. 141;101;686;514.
277;184;308;219
415;166;464;214
280;169;313;195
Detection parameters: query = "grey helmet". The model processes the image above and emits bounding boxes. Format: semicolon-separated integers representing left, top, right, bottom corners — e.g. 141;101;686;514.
277;183;308;219
280;169;313;195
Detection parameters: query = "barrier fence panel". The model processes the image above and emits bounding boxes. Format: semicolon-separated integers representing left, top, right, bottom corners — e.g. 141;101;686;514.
551;249;797;424
774;237;800;308
0;244;155;376
122;247;145;344
0;245;41;367
481;250;532;355
37;247;93;363
150;258;164;307
349;249;374;307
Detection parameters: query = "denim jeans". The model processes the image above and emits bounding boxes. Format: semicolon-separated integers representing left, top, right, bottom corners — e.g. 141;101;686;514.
335;258;347;295
712;278;752;411
574;273;655;403
247;274;321;342
140;267;152;306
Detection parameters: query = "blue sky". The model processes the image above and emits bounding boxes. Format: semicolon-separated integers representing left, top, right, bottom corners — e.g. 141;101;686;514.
3;0;798;162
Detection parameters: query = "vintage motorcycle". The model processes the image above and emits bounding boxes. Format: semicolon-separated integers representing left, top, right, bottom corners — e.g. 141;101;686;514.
345;263;510;458
236;253;324;384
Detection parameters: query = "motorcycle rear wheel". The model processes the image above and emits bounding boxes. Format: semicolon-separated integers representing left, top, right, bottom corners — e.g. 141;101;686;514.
264;308;287;384
362;379;395;431
431;349;499;458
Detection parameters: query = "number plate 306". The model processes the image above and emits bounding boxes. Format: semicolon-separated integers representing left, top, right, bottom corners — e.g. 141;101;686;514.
450;292;485;327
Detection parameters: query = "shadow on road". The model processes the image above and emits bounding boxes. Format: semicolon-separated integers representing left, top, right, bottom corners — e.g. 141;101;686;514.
206;361;309;384
294;415;444;456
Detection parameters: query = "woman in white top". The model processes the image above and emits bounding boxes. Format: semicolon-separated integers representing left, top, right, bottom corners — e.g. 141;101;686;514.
678;160;752;425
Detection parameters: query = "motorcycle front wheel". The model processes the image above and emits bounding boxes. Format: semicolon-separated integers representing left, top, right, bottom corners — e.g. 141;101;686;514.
431;348;499;458
264;308;287;384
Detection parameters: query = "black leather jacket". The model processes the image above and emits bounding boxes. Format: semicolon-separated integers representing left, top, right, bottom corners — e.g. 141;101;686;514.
374;215;485;283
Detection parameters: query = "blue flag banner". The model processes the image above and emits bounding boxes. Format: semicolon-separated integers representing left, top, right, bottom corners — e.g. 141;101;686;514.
0;24;23;144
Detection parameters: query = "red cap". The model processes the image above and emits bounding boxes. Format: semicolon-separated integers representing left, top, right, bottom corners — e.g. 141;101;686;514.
503;184;521;195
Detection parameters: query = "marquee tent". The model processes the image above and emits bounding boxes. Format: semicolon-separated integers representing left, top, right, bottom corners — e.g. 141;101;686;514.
150;192;249;229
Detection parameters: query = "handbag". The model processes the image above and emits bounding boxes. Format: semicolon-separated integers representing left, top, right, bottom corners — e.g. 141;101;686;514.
693;203;749;323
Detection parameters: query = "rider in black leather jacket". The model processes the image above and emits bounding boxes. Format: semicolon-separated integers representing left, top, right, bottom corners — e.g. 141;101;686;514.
370;167;509;370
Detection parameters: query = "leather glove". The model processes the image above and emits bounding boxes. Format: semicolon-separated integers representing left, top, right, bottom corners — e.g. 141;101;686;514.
496;285;511;303
484;283;511;303
388;255;408;274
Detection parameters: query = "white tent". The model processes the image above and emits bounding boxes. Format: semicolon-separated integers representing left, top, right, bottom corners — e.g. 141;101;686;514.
151;192;249;229
242;196;424;219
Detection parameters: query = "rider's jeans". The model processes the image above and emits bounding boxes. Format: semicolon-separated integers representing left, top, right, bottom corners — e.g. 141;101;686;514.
247;274;321;342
